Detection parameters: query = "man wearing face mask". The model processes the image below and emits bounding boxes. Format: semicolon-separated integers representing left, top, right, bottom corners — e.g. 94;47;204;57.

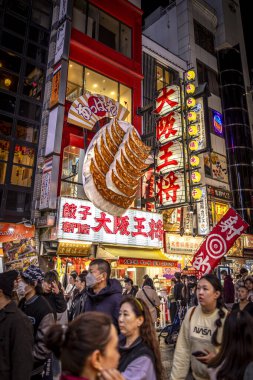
84;259;122;331
0;270;33;380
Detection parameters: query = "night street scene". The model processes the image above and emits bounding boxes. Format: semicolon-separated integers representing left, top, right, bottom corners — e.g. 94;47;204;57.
0;1;253;380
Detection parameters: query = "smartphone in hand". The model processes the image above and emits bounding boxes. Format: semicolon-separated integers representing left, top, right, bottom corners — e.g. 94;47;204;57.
192;351;206;357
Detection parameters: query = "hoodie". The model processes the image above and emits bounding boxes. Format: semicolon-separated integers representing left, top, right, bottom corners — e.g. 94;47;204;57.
84;279;122;330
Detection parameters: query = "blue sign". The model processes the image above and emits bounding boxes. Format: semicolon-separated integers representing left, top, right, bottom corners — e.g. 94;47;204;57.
212;110;223;137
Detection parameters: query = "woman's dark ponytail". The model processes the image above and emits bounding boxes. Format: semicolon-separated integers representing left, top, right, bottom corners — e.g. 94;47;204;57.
212;296;226;346
200;274;226;347
45;324;67;359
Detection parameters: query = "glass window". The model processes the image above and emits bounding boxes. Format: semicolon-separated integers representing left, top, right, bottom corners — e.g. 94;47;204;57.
61;146;85;198
98;10;119;51
4;14;26;35
197;61;219;96
27;43;47;64
7;0;29;17
16;120;38;143
87;4;98;39
1;32;24;53
120;84;131;122
120;24;131;58
23;64;44;99
6;190;31;211
29;26;49;46
0;93;16;113
13;145;35;166
0;71;19;92
32;0;50;29
0;162;7;184
85;69;118;100
0;140;10;161
156;64;178;90
194;20;215;56
0;49;21;74
11;165;33;187
73;0;87;33
0;115;13;137
66;61;83;101
19;100;41;121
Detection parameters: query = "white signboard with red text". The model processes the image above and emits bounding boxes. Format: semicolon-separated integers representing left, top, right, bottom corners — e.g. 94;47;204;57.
57;197;163;248
191;208;249;275
155;84;186;209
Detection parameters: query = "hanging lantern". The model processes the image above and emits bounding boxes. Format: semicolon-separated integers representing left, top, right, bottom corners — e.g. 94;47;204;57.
188;125;198;136
186;83;195;94
189;140;199;151
190;155;200;167
186;70;196;82
192;187;202;200
186;97;196;108
187;111;197;122
191;171;201;183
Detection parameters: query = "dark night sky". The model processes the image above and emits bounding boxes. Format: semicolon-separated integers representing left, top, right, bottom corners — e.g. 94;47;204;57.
141;0;252;80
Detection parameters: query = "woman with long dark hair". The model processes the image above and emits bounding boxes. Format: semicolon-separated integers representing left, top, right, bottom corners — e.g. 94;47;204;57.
118;296;163;380
45;312;124;380
208;310;253;380
170;274;228;380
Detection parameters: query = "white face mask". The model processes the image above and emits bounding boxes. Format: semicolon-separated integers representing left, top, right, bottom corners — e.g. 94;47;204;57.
85;272;98;288
16;281;26;298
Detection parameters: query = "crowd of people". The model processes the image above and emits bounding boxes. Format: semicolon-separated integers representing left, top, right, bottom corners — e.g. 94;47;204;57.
0;259;253;380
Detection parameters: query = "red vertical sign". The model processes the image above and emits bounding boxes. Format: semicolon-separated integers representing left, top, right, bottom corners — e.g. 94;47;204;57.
191;208;249;275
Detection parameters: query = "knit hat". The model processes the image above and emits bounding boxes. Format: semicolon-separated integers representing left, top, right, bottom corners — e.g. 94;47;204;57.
0;270;19;298
22;265;44;284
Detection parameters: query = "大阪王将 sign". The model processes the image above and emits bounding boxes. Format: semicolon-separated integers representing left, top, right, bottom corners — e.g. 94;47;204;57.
57;197;163;248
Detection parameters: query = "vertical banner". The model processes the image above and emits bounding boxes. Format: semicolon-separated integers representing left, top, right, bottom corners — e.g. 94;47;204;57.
191;208;249;275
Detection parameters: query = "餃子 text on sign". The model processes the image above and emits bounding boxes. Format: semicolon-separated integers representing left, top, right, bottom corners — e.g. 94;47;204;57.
191;208;249;275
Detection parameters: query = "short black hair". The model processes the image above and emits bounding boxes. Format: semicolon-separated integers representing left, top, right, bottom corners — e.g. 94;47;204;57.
90;259;111;278
44;270;58;283
240;267;248;275
221;270;228;276
124;278;133;286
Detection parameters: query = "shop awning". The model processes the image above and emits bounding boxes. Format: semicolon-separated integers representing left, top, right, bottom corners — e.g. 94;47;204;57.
97;245;171;261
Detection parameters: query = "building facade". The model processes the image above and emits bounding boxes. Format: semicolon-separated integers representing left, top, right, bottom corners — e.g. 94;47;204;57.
0;0;52;222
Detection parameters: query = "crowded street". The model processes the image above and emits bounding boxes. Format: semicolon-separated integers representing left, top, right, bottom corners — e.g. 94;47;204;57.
0;0;253;379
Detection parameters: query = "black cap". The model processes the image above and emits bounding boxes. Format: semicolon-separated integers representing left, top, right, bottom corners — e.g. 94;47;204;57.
0;270;19;298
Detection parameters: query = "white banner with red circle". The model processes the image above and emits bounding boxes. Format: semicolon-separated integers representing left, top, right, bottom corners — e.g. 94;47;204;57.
191;208;249;275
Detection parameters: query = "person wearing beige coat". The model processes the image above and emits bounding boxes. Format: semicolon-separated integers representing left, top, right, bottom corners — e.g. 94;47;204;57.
136;278;160;323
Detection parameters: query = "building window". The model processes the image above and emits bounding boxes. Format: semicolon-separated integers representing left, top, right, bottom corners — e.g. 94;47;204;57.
66;61;132;122
16;120;38;143
194;20;215;55
0;139;10;184
10;144;35;187
0;71;19;93
156;63;179;90
73;0;132;58
0;114;13;137
6;190;31;212
61;145;85;198
23;64;44;100
0;49;22;74
0;93;16;113
197;61;219;96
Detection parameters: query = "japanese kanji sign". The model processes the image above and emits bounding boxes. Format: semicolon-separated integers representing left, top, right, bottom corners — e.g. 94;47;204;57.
156;172;185;207
57;197;163;248
191;208;249;275
154;85;181;116
118;258;178;267
156;111;182;144
67;92;129;130
156;141;184;174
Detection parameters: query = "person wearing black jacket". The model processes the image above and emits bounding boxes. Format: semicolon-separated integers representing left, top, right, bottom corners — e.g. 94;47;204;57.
42;270;67;319
18;265;55;380
123;278;137;296
170;272;184;322
0;270;33;380
69;272;87;321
